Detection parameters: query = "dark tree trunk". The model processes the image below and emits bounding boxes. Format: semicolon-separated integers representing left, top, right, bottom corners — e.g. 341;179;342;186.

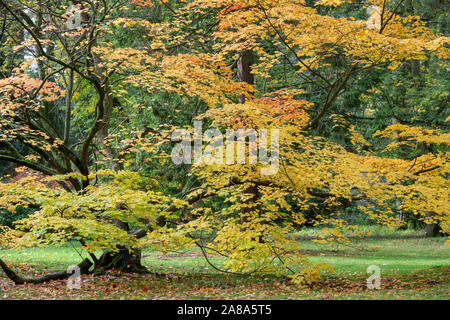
96;247;148;274
236;50;262;243
0;249;148;286
423;223;440;237
423;212;441;237
237;50;254;104
0;258;92;285
237;49;258;223
93;215;149;273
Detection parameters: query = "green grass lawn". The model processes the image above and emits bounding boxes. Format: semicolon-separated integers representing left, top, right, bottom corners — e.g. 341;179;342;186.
0;235;449;300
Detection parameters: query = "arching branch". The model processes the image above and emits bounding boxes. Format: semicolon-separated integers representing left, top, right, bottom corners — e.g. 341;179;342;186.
0;257;92;285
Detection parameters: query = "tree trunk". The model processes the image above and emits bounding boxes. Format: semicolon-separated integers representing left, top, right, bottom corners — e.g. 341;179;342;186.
423;222;440;237
237;50;259;227
423;212;441;237
96;247;148;274
237;50;254;104
236;50;263;243
0;258;92;285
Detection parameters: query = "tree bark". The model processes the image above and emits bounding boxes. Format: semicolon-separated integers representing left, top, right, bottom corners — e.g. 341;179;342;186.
236;50;262;238
423;212;441;237
96;248;148;274
0;257;92;285
237;50;254;104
